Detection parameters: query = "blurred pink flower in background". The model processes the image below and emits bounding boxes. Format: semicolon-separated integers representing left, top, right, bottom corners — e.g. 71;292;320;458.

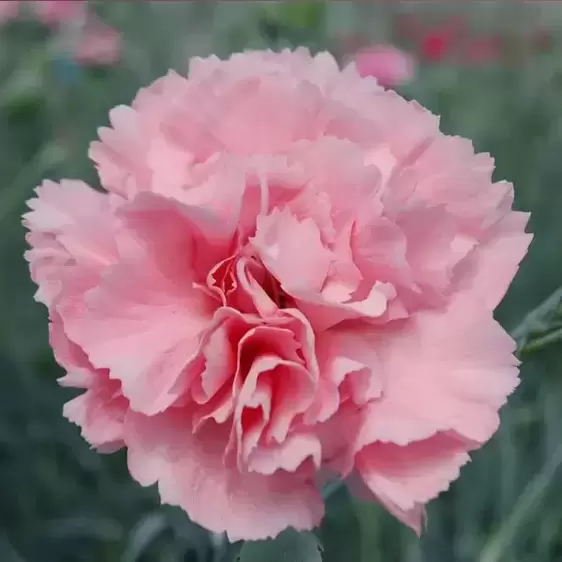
0;1;19;23
353;45;415;87
23;49;531;540
31;0;86;26
0;0;121;67
74;19;121;66
0;0;86;26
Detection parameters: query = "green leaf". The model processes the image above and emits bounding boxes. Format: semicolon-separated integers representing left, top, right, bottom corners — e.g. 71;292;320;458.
317;484;362;562
276;2;326;30
237;529;323;562
257;1;327;49
121;512;169;562
521;327;562;354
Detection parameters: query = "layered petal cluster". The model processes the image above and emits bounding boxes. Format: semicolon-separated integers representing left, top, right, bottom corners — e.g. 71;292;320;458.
23;49;531;540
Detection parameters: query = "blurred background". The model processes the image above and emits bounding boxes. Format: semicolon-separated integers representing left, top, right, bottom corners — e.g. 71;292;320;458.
0;2;561;561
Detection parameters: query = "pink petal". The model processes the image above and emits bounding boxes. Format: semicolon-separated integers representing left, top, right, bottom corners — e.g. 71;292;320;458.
309;326;382;423
89;105;154;197
23;180;119;307
50;316;129;452
23;180;112;233
60;195;216;414
236;355;315;450
357;293;519;449
352;214;414;294
252;208;333;295
396;205;471;303
63;375;128;451
296;281;392;331
232;256;278;316
355;433;470;533
125;410;324;541
49;315;95;388
453;211;533;309
61;262;211;415
315;401;367;476
248;432;322;475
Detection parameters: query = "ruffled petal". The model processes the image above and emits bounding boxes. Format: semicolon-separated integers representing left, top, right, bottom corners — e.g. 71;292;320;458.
357;293;519;448
60;195;216;414
355;433;471;534
126;410;324;541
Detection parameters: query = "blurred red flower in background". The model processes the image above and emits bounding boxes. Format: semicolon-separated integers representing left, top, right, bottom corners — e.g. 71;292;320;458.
420;16;468;62
462;35;503;65
395;13;468;62
421;32;450;62
394;12;552;66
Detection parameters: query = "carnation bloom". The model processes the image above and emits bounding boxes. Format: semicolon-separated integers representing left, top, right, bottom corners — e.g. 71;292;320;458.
23;49;531;541
353;45;415;87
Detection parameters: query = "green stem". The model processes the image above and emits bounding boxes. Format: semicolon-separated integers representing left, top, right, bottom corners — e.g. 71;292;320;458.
322;480;345;502
520;327;562;354
510;287;562;354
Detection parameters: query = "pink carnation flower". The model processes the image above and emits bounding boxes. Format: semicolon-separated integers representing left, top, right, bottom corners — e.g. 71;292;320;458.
23;49;531;541
353;45;415;87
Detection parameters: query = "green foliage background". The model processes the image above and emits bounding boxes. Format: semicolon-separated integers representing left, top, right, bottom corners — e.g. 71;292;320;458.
0;2;561;561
